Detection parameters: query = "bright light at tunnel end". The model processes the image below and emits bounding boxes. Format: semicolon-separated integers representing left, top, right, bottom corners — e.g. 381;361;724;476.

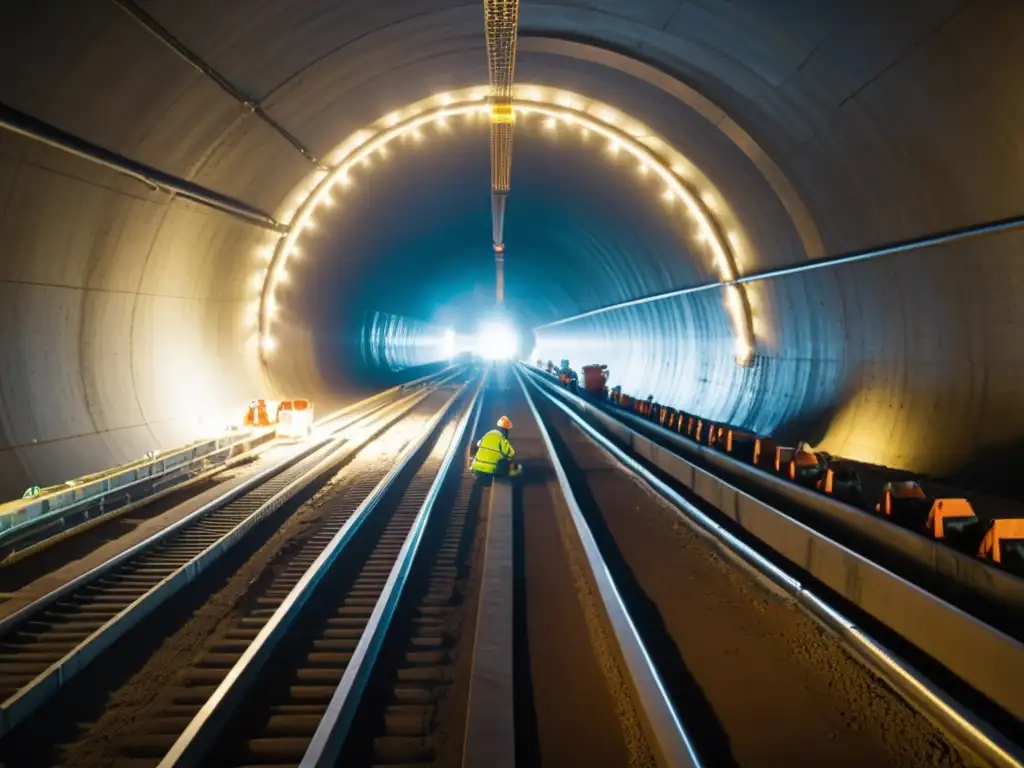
474;318;520;360
441;328;457;359
254;83;757;369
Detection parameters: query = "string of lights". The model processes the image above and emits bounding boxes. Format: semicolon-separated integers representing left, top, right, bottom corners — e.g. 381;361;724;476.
252;86;756;369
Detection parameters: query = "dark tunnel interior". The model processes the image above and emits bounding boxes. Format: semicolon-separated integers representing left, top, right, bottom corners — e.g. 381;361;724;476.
1;0;1023;501
299;117;708;382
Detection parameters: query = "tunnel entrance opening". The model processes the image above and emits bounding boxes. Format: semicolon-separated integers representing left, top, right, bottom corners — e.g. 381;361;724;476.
255;85;756;381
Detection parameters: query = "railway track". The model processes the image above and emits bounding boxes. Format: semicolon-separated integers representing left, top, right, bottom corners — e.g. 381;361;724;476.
3;362;1014;768
339;439;483;766
149;378;483;767
514;365;1021;768
551;367;1024;643
0;370;460;742
0;367;457;574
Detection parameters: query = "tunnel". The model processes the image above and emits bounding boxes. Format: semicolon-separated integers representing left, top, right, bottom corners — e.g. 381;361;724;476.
2;0;1023;502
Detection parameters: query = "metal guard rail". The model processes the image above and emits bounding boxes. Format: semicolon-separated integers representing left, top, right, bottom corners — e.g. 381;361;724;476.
516;367;702;768
0;430;271;541
0;365;455;547
584;377;1024;635
300;378;485;767
523;366;1024;732
159;379;472;766
0;379;447;738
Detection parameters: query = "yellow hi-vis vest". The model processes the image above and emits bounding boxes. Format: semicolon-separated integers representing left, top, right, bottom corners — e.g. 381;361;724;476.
471;429;515;474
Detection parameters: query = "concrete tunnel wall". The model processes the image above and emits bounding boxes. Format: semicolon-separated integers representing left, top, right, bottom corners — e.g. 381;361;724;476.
0;0;1023;499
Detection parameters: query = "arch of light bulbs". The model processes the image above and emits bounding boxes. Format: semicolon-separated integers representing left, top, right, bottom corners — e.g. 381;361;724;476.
251;85;756;365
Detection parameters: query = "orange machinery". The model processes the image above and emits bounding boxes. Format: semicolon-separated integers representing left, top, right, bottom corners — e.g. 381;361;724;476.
877;481;983;549
787;443;829;485
243;399;277;428
277;399;314;438
581;364;609;397
243;398;314;438
925;498;980;543
978;518;1024;569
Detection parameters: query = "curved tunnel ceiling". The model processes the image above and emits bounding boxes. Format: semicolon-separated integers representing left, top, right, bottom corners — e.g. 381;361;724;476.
1;0;1023;499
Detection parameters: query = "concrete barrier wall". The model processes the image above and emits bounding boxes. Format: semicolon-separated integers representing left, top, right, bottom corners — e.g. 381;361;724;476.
0;429;268;537
528;371;1024;722
607;402;1024;620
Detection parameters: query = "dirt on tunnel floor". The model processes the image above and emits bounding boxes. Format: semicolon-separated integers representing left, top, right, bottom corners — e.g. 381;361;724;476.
0;442;300;618
536;393;979;768
481;367;651;766
0;394;451;768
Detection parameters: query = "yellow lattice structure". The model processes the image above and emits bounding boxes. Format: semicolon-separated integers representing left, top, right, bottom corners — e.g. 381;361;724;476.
484;0;519;303
484;0;519;194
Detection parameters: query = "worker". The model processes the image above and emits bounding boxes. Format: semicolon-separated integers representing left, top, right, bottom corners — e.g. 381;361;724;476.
471;415;522;478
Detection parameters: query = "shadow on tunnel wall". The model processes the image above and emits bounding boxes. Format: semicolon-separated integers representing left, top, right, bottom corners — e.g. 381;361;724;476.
761;396;840;450
267;307;449;413
942;440;1024;504
768;359;861;450
4;0;1024;512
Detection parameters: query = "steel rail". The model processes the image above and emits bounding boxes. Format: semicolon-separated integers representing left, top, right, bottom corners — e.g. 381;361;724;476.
0;430;267;525
461;476;515;768
513;366;703;768
0;366;457;564
464;367;488;466
314;364;461;432
0;102;286;233
534;212;1024;330
595;383;1024;620
522;364;1024;632
0;381;444;737
0;446;260;568
520;366;1024;768
0;434;267;559
157;380;473;767
299;377;484;767
0;374;447;637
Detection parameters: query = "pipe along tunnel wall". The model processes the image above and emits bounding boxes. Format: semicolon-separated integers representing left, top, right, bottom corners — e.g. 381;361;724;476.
1;1;1023;501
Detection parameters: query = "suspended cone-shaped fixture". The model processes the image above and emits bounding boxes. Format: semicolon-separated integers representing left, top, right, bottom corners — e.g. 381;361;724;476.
492;191;507;304
484;0;519;304
494;245;505;305
491;191;507;249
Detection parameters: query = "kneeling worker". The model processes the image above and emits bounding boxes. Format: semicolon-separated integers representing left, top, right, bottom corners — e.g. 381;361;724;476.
471;415;522;478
